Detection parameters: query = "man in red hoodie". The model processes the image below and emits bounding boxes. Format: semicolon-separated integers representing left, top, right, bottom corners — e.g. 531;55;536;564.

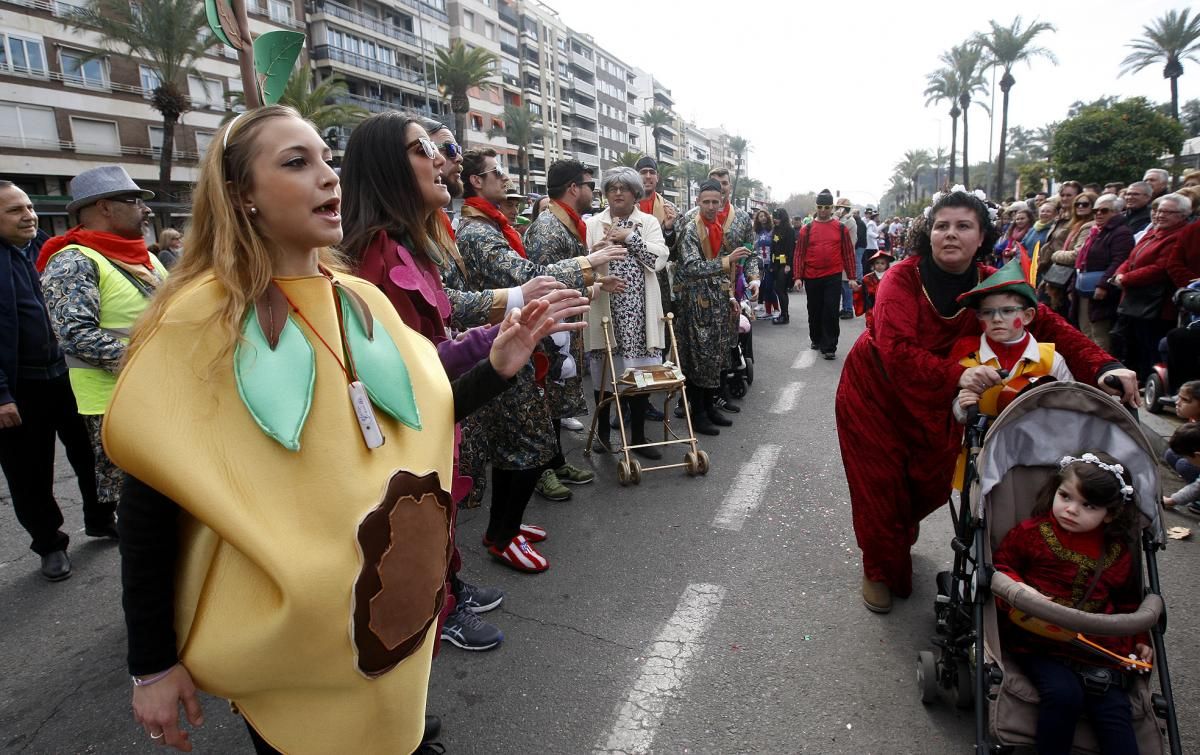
794;189;858;359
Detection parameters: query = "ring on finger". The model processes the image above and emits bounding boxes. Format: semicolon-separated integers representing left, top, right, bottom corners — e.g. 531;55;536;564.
150;731;164;739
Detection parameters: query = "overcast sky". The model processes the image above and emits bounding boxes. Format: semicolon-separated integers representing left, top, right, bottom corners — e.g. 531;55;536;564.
548;0;1190;206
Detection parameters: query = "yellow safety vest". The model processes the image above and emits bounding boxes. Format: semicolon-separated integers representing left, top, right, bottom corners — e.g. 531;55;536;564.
56;245;167;415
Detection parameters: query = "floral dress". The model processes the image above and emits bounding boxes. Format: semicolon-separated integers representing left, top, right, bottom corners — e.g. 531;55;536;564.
606;219;662;361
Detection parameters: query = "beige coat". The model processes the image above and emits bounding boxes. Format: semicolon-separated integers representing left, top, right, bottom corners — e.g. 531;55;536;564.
584;206;670;353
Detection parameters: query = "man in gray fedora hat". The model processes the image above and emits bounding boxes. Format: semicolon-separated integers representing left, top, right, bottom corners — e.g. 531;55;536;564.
38;165;167;532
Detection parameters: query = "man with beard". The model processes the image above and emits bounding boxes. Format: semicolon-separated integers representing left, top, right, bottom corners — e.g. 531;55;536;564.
636;156;679;325
454;148;623;573
794;189;857;360
523;159;599;501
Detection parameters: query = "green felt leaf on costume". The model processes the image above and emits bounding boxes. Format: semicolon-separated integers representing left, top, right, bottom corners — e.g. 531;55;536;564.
339;292;422;431
235;309;315;451
253;31;305;106
204;0;239;49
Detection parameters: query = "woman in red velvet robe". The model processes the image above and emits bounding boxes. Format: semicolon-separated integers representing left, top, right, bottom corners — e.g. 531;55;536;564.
835;192;1139;614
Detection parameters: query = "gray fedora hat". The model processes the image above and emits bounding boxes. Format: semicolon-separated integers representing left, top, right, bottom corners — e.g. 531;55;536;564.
66;165;154;213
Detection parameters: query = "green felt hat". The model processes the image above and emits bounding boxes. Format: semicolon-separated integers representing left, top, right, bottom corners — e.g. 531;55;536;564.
956;256;1037;309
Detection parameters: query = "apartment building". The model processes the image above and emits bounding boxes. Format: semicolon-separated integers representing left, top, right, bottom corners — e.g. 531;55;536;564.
0;0;304;232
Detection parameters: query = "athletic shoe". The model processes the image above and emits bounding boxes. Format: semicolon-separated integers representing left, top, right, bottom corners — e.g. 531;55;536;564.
555;463;595;485
482;523;547;549
1185;501;1200;516
440;603;503;650
839;310;854;320
456;580;504;614
561;417;584;431
535;469;572;501
771;315;789;325
822;351;836;360
488;535;549;573
715;396;741;413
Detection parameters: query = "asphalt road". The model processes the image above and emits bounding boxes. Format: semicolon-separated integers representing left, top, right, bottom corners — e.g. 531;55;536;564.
2;302;1197;754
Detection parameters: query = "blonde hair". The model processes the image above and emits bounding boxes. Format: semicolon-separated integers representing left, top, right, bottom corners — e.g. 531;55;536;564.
129;105;344;368
158;228;182;247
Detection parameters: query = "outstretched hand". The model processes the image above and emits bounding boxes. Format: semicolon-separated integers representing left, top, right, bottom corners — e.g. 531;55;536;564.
490;293;589;379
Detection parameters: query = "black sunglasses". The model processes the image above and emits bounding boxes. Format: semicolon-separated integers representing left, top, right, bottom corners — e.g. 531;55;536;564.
439;141;462;160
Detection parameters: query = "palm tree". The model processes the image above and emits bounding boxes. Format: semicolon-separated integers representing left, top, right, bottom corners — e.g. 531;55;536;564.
940;43;990;189
924;67;962;184
656;162;678;195
488;104;543;194
228;69;367;132
728;135;749;201
435;41;498;143
894;150;934;204
615;151;645;168
639;107;672;162
682;159;711;207
974;17;1057;198
66;0;216;210
1120;9;1200;122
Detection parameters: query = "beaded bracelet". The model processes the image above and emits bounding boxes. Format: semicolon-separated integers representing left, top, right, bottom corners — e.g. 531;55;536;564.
131;665;177;687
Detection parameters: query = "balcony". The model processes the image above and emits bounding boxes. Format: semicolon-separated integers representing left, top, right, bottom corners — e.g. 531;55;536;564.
571;102;596;121
574;151;599;168
658;153;679;167
569;50;594;71
568;77;595;97
571;128;598;145
312;45;423;86
498;2;518;26
311;2;436;50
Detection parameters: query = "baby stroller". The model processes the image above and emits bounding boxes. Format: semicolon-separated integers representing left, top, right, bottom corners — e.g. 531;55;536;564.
918;380;1181;753
724;300;755;399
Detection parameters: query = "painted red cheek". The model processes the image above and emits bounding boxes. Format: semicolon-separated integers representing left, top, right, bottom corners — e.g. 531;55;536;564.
1013;319;1022;329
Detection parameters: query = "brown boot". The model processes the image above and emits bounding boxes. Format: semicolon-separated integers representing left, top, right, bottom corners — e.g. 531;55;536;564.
861;576;892;614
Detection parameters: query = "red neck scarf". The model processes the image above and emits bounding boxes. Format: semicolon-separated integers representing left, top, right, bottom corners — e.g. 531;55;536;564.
986;332;1031;373
552;200;588;243
638;194;657;215
717;202;732;227
463;197;526;258
37;226;150;273
437;209;455;242
698;212;725;260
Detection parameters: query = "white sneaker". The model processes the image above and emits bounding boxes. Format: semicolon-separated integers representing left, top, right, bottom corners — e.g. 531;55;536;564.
562;417;584;431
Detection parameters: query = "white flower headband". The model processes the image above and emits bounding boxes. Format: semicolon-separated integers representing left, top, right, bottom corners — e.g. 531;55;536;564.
924;185;998;222
1059;453;1135;501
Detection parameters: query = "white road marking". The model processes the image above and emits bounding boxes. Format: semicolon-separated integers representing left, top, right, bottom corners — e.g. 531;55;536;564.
792;350;816;369
710;444;782;531
770;382;805;414
595;583;727;755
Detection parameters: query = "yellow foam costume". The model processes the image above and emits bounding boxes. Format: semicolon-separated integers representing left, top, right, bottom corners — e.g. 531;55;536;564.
104;273;454;754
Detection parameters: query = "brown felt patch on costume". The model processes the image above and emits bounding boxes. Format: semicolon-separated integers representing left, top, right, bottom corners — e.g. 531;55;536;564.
353;470;451;678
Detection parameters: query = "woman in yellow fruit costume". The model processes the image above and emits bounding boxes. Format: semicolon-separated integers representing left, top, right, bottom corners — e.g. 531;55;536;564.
107;106;569;754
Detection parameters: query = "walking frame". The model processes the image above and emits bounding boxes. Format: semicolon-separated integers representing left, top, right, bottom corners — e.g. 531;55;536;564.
584;313;709;485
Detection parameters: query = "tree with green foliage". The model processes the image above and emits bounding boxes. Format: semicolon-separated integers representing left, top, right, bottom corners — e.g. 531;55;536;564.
1180;98;1200;137
615;151;644;168
681;160;710;207
228;68;366;133
924;67;962;184
940;43;990;188
639;108;672;163
67;0;216;208
1120;8;1200;122
489;104;542;194
894;149;933;204
973;16;1057;198
1051;97;1185;185
435;41;497;144
728;135;749;199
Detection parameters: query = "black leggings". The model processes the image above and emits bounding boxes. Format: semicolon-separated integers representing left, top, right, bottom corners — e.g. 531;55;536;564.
486;467;541;544
773;267;791;317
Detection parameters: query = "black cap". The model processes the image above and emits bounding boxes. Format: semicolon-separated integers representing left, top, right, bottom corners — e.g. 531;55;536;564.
635;156;658;172
816;189;834;206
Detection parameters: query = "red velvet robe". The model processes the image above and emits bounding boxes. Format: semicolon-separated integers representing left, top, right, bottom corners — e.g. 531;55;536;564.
994;513;1141;661
835;257;1115;596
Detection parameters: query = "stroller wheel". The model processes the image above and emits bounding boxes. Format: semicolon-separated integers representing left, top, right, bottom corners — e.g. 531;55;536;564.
684;452;700;476
1144;373;1166;414
729;379;747;399
917;651;938;704
745;357;754;386
952;658;975;710
697;450;710;475
629;459;642;485
617;460;631;486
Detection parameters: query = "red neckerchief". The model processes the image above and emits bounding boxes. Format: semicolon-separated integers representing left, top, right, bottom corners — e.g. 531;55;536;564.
552;199;588;243
463;197;526;258
986;332;1031;374
437;209;455;242
698;212;725;260
638;194;656;215
717;202;732;227
37;226;151;272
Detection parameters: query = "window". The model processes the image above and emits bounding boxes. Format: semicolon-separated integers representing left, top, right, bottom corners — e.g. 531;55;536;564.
0;33;47;76
484;22;495;40
139;65;161;96
500;29;517;48
60;49;108;89
148;125;163;156
462;10;474;30
70;117;120;155
0;102;58;149
491;118;503;132
470;114;483;131
268;0;292;23
195;130;214;157
187;75;224;110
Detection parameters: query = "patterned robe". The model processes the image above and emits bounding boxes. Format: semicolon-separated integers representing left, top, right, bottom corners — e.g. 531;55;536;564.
675;205;757;388
523;209;588;418
453;214;593;470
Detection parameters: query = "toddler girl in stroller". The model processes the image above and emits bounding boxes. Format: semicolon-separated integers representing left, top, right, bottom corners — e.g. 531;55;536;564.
994;451;1151;755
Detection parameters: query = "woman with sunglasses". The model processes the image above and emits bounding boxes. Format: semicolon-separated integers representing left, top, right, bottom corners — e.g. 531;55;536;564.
1069;194;1134;351
106;106;574;754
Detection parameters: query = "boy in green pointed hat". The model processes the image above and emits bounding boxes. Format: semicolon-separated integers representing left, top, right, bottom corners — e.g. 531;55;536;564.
950;256;1075;424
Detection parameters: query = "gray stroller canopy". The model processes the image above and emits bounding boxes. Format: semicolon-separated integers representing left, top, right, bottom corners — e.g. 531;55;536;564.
975;381;1165;545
